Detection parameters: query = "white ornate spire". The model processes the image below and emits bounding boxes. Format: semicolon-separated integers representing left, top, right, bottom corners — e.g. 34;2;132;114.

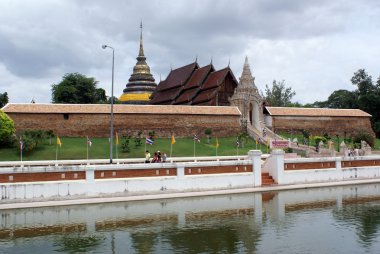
239;56;256;88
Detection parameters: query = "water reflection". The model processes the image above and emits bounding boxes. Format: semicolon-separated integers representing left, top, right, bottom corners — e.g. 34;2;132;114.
1;184;380;253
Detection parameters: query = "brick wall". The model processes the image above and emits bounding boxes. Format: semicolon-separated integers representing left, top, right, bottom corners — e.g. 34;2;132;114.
8;112;241;137
272;116;375;137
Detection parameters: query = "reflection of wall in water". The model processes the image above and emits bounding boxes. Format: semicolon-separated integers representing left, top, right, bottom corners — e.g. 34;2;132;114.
2;184;380;248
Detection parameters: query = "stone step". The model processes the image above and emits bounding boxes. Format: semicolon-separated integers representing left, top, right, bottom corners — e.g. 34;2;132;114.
261;172;276;185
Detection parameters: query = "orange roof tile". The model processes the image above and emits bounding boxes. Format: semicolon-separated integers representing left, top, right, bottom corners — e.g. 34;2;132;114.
265;107;371;117
2;103;241;116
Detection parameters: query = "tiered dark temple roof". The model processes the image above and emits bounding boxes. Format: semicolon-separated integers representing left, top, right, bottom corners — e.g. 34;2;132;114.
150;62;238;106
119;23;157;104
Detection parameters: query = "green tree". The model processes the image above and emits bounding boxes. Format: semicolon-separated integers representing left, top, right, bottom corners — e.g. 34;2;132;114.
325;90;358;109
351;69;374;96
263;80;296;107
107;96;121;104
0;110;15;147
51;73;107;103
308;69;380;137
0;92;9;108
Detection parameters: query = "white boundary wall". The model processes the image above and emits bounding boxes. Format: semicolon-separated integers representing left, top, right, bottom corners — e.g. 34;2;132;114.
0;151;263;201
263;150;380;185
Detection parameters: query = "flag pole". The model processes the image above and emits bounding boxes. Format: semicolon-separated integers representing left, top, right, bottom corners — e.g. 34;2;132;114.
86;136;89;161
193;139;195;158
236;137;239;156
215;136;218;157
170;142;173;158
20;137;23;162
55;142;58;161
116;142;118;160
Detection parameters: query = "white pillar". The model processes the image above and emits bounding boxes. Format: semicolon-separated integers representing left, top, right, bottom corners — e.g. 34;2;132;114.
248;150;262;186
177;163;185;179
270;149;285;184
86;168;95;183
335;157;343;180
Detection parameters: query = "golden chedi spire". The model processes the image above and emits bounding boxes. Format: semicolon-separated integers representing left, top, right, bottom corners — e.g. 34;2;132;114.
119;22;157;104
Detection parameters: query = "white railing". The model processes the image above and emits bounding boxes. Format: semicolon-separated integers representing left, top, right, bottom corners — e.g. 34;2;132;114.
0;155;250;169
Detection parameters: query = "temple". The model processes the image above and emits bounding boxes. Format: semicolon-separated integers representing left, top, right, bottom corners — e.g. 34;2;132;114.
150;61;238;106
119;23;157;104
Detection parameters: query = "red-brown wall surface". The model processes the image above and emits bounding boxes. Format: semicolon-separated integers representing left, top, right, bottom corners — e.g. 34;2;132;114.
272;116;375;137
8;112;241;137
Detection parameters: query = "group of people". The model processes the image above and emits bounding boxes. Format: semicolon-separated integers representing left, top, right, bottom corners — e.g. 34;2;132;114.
145;150;167;163
348;148;360;157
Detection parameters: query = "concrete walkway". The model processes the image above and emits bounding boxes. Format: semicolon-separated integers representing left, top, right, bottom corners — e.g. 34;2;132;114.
2;178;380;210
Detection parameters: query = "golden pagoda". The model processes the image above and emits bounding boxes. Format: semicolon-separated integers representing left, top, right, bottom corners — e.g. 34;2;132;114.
119;22;157;104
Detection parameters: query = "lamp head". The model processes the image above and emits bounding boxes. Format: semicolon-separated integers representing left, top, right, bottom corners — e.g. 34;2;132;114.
102;45;107;49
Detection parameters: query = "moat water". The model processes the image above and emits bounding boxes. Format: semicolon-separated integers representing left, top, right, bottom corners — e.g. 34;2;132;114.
1;183;380;253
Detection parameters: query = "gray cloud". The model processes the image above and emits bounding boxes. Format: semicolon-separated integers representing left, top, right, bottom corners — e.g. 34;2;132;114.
0;0;379;104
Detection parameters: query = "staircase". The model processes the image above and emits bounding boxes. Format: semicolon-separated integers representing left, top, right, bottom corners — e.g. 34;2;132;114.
261;172;275;186
247;125;284;144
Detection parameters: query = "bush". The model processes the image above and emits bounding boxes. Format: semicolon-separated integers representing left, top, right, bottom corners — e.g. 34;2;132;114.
353;131;375;148
374;121;380;138
300;129;310;139
20;133;38;152
134;131;143;148
121;134;131;153
0;110;15;147
205;128;212;144
148;131;156;140
313;136;327;146
18;130;56;152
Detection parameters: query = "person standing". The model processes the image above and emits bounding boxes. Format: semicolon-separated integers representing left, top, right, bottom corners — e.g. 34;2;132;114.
152;152;158;163
145;150;151;163
157;151;162;162
162;152;167;163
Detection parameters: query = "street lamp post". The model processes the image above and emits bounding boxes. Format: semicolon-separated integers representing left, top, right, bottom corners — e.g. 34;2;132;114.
102;44;115;164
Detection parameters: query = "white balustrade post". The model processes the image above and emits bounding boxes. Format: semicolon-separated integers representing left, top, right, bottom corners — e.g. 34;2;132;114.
270;149;285;184
177;163;185;179
248;150;262;187
86;168;95;183
335;157;343;180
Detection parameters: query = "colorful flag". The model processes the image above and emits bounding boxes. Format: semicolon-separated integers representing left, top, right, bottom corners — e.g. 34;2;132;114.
215;136;219;148
236;137;240;148
263;128;267;137
255;138;258;145
115;132;119;145
87;136;92;147
146;137;153;145
171;133;176;145
193;134;201;142
57;136;62;147
266;139;269;147
19;137;24;151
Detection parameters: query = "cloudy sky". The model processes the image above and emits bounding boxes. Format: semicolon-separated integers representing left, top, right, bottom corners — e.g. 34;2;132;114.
1;0;380;104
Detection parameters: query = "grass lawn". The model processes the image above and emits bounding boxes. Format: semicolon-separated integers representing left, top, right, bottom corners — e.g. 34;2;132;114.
0;136;271;161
